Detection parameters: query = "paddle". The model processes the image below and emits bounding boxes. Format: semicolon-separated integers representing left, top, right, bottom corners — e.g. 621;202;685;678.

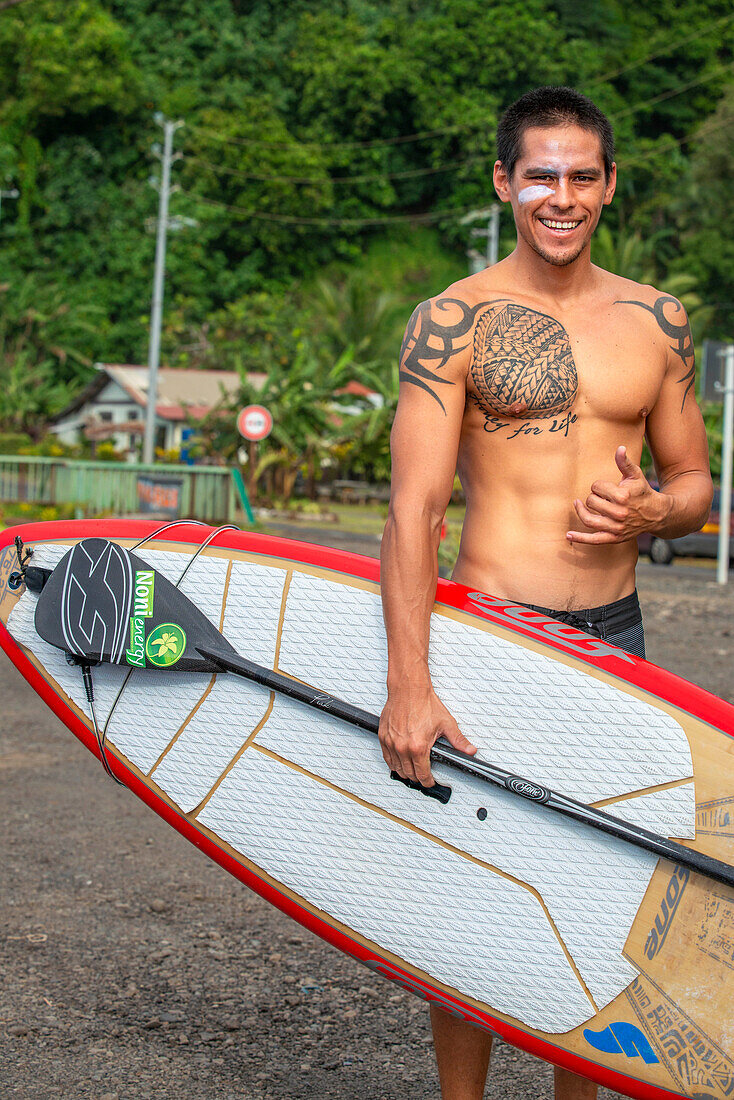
196;643;734;888
33;537;236;673
25;538;734;889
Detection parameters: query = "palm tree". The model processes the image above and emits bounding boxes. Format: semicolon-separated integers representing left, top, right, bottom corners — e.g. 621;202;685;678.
195;339;359;504
312;275;402;371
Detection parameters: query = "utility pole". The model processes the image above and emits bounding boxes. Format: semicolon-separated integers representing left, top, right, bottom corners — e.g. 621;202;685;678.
716;344;734;585
143;114;184;466
487;205;500;266
461;206;501;274
0;187;19;226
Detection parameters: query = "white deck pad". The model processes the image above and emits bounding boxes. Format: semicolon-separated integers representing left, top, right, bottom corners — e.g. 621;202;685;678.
150;560;286;810
252;694;659;1010
279;572;693;803
198;748;595;1033
6;542;697;1035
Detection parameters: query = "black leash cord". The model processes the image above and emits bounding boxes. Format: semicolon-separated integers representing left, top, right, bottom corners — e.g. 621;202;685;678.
91;523;241;782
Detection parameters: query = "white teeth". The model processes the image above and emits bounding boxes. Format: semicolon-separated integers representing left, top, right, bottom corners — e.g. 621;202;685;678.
540;219;580;230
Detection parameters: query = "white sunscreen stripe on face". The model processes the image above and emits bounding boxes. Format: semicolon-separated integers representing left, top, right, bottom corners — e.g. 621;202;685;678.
518;184;555;204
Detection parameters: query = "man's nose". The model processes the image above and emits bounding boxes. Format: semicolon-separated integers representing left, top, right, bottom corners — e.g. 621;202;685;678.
549;178;575;208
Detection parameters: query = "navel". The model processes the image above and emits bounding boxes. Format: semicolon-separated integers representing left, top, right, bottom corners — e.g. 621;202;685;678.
638;406;649;419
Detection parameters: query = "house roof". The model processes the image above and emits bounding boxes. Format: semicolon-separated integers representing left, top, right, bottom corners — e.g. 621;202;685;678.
55;364;260;423
54;364;381;429
105;365;251;421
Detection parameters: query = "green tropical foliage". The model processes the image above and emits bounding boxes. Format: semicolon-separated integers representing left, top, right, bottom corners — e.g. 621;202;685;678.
0;0;731;496
193;339;365;501
0;276;100;436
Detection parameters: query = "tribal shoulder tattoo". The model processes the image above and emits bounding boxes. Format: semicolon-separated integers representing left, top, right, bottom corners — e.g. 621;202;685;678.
616;294;695;411
400;297;579;443
400;297;495;413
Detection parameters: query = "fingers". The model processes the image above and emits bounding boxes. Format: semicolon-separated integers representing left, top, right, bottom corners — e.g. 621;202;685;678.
380;716;479;786
573;496;624;533
589;479;630;508
566;528;620;545
583;492;627;522
378;714;401;776
392;742;434;786
380;741;400;776
379;720;435;786
410;747;435;788
567;497;625;544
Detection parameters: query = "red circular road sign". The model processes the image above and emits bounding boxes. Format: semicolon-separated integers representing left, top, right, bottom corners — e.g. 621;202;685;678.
237;405;273;441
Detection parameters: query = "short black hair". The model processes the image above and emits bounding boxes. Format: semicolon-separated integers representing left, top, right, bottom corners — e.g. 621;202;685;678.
496;86;615;179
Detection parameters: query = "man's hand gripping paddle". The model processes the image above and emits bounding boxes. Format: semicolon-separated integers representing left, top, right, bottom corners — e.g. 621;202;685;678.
26;537;734;890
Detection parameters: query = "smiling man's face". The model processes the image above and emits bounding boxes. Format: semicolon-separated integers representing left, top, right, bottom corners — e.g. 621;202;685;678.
494;124;616;268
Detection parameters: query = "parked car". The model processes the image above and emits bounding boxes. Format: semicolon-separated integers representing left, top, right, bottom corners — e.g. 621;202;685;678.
638;488;733;564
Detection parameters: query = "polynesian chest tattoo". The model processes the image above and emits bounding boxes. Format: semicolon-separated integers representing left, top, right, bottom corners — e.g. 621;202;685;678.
615;294;695;412
400;297;579;440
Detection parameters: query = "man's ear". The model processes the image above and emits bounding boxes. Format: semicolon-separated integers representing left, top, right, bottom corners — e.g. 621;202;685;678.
603;162;617;206
493;160;512;203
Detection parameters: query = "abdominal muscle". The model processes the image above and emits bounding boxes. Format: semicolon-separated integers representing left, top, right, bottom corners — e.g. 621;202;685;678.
451;425;640;611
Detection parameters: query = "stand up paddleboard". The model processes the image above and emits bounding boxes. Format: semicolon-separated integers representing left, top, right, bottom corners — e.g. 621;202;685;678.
2;519;734;1100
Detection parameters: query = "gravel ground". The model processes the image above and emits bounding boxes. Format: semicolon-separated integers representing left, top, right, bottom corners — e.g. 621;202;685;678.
2;533;733;1100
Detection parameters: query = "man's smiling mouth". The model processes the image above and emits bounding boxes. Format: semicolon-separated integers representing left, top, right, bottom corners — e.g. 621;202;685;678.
539;219;581;231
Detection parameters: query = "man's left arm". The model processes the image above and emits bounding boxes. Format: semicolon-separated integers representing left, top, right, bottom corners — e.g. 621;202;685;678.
642;320;713;537
568;300;712;544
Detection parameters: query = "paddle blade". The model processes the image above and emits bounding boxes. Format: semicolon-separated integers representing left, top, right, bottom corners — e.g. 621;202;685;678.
34;538;235;673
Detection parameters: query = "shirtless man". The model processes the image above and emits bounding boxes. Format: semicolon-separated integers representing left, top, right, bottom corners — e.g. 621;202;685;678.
378;86;713;1100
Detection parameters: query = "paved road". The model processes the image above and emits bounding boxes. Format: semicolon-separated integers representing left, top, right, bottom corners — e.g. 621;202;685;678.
2;530;732;1099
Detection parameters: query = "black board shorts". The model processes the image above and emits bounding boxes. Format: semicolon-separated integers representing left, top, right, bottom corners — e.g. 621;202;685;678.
521;590;646;659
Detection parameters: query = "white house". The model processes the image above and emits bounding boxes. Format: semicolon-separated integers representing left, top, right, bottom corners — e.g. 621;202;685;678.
51;364;257;457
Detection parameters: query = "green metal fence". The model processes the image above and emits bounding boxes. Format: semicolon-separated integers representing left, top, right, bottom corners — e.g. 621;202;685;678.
0;456;238;523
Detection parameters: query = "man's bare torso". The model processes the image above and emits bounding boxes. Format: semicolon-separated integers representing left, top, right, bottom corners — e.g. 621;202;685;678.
400;261;691;610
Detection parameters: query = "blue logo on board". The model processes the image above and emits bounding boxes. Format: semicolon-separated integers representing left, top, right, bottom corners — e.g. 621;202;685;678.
583;1023;660;1065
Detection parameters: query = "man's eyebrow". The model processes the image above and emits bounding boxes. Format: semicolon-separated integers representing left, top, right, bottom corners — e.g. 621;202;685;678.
523;165;602;177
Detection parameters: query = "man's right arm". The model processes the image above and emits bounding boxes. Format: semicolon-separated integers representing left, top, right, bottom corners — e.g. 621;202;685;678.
379;297;479;788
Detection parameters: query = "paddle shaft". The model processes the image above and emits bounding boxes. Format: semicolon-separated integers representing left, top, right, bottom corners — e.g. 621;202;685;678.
197;645;734;890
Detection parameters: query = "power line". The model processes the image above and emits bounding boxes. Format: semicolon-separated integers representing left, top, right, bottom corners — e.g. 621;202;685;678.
178;58;733;227
611;61;734;120
617;111;734;168
184;152;492;187
586;12;734;88
184;64;730;195
179;189;482;227
182;107;733;227
184;17;734;158
185;107;733;228
185;63;731;177
186;120;473;152
183;31;733;167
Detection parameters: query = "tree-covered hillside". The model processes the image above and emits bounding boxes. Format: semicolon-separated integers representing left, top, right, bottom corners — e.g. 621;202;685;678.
0;0;732;437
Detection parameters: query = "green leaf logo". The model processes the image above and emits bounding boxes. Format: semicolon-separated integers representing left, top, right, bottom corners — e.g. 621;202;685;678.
145;623;186;668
